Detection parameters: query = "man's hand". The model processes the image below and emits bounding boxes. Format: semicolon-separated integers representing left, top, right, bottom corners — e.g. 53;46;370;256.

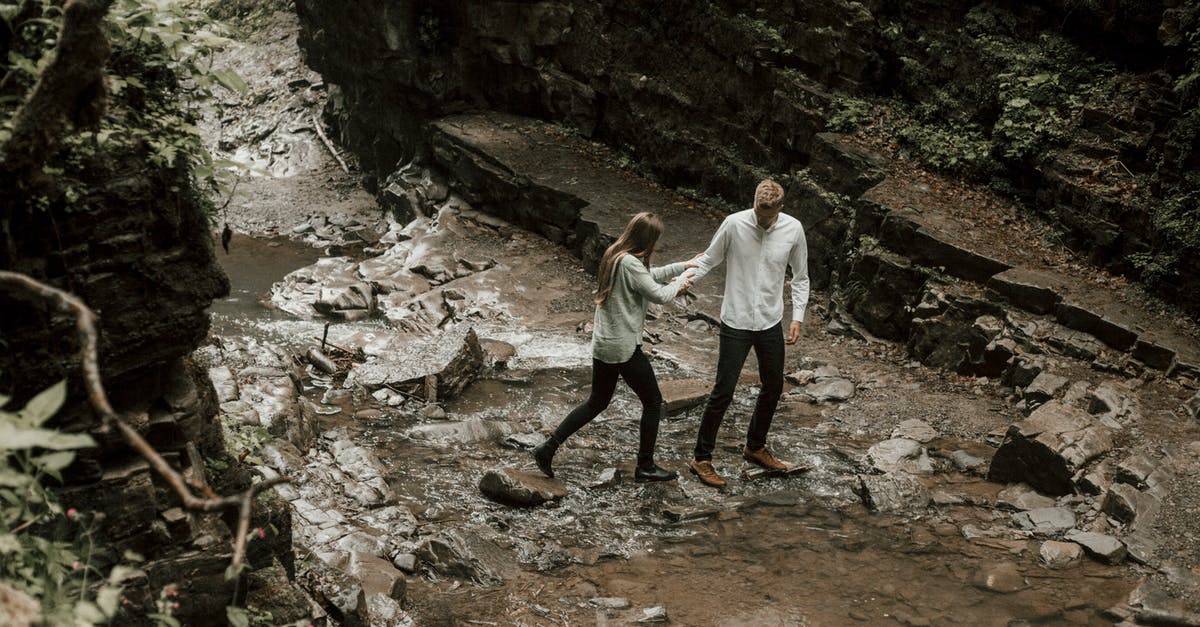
786;320;802;345
677;274;694;295
684;252;705;269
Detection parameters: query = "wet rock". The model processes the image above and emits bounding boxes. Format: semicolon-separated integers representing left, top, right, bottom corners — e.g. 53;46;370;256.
391;553;417;573
1011;507;1076;533
1113;453;1161;490
590;597;631;610
1022;372;1069;406
803;377;856;403
406;419;515;444
659;378;712;414
364;593;412;627
1039;541;1083;568
1127;581;1200;627
590;467;620;489
1101;483;1160;527
637;606;669;623
415;530;517;585
950;450;987;472
891;419;938;443
299;557;368;626
359;506;419;540
345;326;485;401
662;506;721;523
1065;531;1126;564
844;248;927;340
970;562;1027;593
357;258;431;297
865;438;933;475
856;473;930;514
208;366;238;403
987;401;1114;496
271;256;361;318
997;484;1056;511
479;339;517;368
478;467;568;507
346;551;406;601
502;432;544;449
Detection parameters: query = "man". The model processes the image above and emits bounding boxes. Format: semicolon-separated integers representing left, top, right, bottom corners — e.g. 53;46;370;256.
685;178;809;488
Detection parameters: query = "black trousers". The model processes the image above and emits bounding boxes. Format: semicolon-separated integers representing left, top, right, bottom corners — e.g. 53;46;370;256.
692;321;785;461
551;346;664;465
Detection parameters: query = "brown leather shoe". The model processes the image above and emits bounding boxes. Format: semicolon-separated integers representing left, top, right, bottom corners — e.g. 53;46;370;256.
743;445;788;471
688;459;727;488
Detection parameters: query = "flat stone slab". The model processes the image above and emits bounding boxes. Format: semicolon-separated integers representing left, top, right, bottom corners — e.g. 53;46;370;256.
345;326;484;400
479;467;568;507
1066;530;1126;565
1039;541;1084;568
857;472;930;514
865;438;933;475
659;378;712;414
997;484;1056;511
406;419;514;444
988;267;1068;315
1012;507;1076;533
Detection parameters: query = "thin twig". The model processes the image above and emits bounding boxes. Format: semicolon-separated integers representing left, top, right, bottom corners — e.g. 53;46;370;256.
0;271;290;575
312;113;349;174
1115;160;1135;178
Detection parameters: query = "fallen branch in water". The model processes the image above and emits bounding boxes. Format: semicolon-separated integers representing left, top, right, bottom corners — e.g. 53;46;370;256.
0;270;290;574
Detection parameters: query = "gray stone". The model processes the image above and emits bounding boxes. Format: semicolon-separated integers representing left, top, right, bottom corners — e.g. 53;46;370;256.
1123;531;1160;566
804;377;856;403
391;553;417;573
1114;454;1159;490
1088;384;1131;420
997;484;1056;511
970;562;1027;593
1022;372;1070;406
589;467;620;489
345;326;485;401
1039;540;1084;568
1002;355;1044;389
479;467;568;507
659;378;712;414
638;606;670;623
865;438;933;475
208;366;238;403
857;473;930;514
1012;507;1076;533
891;419;938;443
988;401;1114;496
951;450;987;472
416;530;518;585
590;597;631;610
1101;483;1160;527
503;432;545;449
1055;300;1138;352
406;419;515;444
1066;531;1126;564
987;267;1064;315
345;551;406;600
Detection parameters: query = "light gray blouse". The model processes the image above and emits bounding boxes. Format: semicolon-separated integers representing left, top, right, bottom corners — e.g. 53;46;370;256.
592;254;686;364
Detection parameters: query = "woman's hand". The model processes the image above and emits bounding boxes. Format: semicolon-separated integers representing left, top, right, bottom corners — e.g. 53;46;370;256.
676;274;694;296
683;252;705;269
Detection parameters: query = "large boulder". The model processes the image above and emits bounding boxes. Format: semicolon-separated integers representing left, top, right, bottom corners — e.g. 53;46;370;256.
415;530;518;586
987;401;1114;496
345;326;485;401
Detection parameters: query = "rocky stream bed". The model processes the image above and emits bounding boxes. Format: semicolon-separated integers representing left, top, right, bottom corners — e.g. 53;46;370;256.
196;8;1200;627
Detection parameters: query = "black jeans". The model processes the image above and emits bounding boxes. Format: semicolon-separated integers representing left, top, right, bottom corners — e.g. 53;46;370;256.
551;346;664;466
693;322;785;461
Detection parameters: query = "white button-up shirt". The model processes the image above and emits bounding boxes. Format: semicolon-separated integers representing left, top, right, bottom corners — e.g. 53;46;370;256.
689;208;810;331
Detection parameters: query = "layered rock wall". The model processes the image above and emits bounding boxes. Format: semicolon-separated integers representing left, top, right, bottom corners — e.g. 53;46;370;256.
295;0;1199;316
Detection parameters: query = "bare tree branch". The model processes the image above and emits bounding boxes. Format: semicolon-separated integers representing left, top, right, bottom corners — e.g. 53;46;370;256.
0;270;290;574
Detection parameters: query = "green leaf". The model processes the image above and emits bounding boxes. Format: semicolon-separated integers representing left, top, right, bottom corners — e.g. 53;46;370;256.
147;614;182;627
0;393;10;408
224;562;245;581
1006;97;1030;109
108;565;144;585
97;586;121;617
211;69;247;95
226;606;250;627
0;424;95;451
0;533;22;554
22;380;67;425
33;451;76;473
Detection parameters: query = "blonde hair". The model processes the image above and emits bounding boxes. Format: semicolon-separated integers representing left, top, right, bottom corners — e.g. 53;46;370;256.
594;212;664;305
754;179;785;212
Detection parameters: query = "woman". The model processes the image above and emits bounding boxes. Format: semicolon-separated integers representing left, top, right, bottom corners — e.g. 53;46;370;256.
532;212;697;482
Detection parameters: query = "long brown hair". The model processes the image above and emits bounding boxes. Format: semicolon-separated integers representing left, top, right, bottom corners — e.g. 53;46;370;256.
594;212;664;305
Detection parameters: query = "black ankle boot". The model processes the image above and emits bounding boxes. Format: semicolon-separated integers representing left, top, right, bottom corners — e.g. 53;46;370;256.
532;439;558;478
635;462;678;483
